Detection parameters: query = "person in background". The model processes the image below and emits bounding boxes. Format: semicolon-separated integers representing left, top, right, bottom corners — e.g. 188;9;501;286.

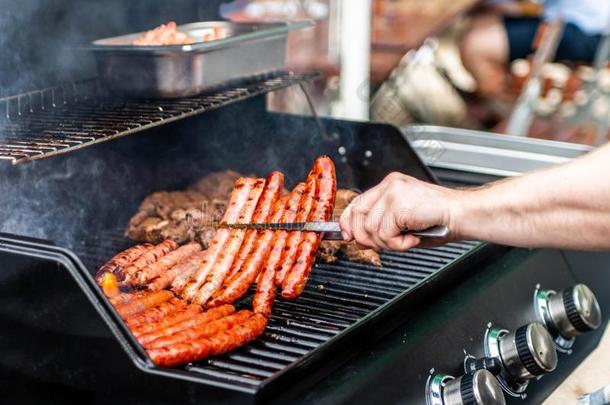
459;0;610;97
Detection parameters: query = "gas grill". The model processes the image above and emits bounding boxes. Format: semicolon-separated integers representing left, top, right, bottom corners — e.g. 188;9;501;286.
1;14;609;405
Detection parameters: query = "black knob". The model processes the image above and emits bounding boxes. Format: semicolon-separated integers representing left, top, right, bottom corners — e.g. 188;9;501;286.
465;357;503;376
498;323;557;380
547;284;602;338
442;370;506;405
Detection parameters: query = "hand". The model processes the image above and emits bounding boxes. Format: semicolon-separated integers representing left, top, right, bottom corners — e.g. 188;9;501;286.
339;172;458;251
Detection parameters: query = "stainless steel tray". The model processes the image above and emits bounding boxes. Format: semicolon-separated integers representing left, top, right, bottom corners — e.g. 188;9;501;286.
403;125;591;177
86;21;311;98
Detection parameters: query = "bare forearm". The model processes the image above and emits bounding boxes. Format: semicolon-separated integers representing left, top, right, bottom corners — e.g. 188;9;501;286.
451;144;610;249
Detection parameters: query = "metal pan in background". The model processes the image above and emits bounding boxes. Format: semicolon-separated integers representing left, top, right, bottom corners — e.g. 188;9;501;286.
85;21;312;98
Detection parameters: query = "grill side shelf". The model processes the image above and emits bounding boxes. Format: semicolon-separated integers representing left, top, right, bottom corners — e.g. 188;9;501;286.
0;72;316;165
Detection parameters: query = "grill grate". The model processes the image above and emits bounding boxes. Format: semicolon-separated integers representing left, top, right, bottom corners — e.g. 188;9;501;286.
0;72;315;165
75;231;480;392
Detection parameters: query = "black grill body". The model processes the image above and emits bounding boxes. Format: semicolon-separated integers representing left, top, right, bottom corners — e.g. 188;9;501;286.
0;92;608;405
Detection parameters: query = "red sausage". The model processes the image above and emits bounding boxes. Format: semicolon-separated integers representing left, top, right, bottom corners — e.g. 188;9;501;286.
182;178;258;302
223;172;283;281
125;298;186;329
134;242;202;286
145;309;252;349
120;240;178;284
95;243;152;283
131;304;202;338
138;304;236;347
192;179;266;305
274;168;318;285
114;290;174;319
282;157;336;299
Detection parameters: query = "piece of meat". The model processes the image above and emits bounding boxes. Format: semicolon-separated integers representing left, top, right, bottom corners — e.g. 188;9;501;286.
133;21;196;46
95;244;152;283
181;178;257;302
145;309;250;349
192;178;266;305
114;290;174;319
134;242;202;286
282;157;336;299
98;272;120;298
224;172;284;281
131;305;202;339
119;240;178;283
125;298;186;329
146;313;267;367
252;185;306;316
341;242;382;266
333;189;359;212
275;167;318;286
316;241;342;263
191;170;243;200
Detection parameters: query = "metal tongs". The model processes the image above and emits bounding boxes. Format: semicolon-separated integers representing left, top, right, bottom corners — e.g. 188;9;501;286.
217;222;449;240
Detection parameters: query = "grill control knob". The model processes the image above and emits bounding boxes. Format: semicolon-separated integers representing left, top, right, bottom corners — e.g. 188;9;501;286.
547;284;602;338
498;322;557;380
442;370;506;405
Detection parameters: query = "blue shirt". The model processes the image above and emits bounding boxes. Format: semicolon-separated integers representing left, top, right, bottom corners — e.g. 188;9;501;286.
543;0;610;35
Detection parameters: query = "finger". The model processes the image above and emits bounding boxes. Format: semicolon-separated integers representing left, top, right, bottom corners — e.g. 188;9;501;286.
386;234;420;252
365;201;393;251
351;210;378;249
339;204;355;241
342;183;385;243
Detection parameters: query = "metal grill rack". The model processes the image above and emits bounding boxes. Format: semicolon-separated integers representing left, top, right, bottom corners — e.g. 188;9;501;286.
0;72;315;165
75;230;480;393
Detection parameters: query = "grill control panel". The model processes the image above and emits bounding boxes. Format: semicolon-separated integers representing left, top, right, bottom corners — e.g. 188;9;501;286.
426;282;602;403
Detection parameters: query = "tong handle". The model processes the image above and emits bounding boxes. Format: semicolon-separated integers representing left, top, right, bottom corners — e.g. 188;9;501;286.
408;225;450;239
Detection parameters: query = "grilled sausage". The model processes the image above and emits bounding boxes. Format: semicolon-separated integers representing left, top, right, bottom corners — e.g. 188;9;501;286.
132;305;202;341
210;175;286;306
95;243;152;283
145;250;204;292
125;298;186;329
192;179;266;305
274;170;318;285
251;185;306;316
134;242;202;286
224;172;284;281
146;313;267;367
182;178;257;302
146;309;252;349
282;157;336;299
120;240;177;283
138;304;235;346
114;290;174;319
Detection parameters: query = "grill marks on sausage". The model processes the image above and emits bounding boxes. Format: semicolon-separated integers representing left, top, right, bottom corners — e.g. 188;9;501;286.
192;178;266;305
115;290;174;319
120;240;178;283
95;243;152;283
274;169;318;286
125;298;186;329
147;313;268;367
131;305;202;339
182;178;257;302
134;242;202;286
282;157;336;299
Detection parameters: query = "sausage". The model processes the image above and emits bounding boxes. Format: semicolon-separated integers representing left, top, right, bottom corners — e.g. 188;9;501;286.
145;250;204;292
132;305;202;341
119;240;177;283
134;242;201;286
145;309;252;349
209;176;287;306
146;313;267;367
282;157;336;299
95;243;152;283
114;290;174;319
207;313;268;356
138;304;235;347
224;172;284;281
192;179;266;305
274;169;318;285
182;178;257;302
125;298;186;329
98;272;120;298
